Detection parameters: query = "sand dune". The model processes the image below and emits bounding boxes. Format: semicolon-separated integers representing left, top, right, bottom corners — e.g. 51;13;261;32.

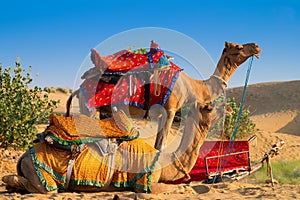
1;80;300;199
53;80;300;135
227;80;300;135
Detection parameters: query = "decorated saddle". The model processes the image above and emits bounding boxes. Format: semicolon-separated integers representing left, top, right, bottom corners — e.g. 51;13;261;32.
30;112;159;193
80;41;183;112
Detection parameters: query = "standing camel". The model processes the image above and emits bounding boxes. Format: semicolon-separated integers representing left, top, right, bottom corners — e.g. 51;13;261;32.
66;42;261;150
2;98;224;193
155;42;261;149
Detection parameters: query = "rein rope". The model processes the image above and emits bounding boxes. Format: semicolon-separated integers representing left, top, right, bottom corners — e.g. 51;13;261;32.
213;56;254;183
232;55;254;140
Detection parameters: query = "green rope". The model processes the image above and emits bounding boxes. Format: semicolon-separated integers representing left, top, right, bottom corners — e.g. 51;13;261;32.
230;56;254;140
213;56;254;179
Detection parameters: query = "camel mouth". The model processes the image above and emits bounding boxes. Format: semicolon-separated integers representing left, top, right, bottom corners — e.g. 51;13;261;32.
248;43;261;59
252;48;261;59
254;53;260;59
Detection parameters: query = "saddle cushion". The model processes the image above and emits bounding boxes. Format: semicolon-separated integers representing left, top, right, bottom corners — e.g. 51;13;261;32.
43;113;139;145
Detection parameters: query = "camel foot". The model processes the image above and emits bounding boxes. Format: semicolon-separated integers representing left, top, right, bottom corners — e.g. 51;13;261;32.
4;184;28;194
5;185;18;193
143;114;151;121
265;179;279;184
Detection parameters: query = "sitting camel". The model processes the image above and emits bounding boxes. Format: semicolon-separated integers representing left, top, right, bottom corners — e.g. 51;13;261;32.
66;42;261;150
2;100;226;194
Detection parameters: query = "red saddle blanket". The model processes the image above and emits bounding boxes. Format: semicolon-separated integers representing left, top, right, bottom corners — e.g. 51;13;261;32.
80;63;182;110
80;41;183;110
165;140;250;184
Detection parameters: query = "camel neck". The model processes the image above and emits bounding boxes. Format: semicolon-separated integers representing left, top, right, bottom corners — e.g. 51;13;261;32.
159;108;209;181
174;113;208;172
213;53;239;83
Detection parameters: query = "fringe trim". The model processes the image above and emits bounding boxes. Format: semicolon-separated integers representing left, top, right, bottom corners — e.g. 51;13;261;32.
30;147;66;191
111;151;160;193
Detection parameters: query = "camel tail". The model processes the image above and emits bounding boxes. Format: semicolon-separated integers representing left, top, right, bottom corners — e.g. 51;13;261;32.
65;89;79;117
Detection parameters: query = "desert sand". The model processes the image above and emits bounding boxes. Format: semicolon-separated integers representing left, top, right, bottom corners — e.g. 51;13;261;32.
1;80;300;199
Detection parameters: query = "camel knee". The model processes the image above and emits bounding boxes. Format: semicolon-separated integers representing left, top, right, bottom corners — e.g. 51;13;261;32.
155;125;169;150
2;175;16;187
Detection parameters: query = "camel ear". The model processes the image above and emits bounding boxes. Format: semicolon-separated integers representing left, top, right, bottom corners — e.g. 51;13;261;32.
225;103;233;115
193;102;199;110
225;41;230;48
194;102;204;111
90;49;102;67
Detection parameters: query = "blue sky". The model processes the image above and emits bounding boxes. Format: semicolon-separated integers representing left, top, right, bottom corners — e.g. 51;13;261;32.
1;0;299;89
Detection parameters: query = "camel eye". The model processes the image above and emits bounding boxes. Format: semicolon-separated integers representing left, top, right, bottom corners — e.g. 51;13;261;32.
204;104;213;112
237;45;244;50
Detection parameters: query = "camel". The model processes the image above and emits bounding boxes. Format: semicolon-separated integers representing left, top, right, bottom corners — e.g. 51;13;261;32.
66;42;261;150
2;99;225;194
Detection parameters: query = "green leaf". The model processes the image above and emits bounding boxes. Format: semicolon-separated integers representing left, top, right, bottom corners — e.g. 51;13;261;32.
0;60;59;149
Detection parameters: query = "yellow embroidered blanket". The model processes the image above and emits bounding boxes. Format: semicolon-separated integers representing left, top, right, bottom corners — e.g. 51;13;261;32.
30;138;159;193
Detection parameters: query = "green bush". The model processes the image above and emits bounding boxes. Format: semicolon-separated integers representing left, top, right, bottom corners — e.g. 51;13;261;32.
208;97;257;140
56;87;72;94
224;97;257;139
0;61;59;149
128;46;148;54
43;86;56;93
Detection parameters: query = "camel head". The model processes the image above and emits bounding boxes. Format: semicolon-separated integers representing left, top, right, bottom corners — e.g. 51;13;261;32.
191;101;233;132
210;102;233;126
190;101;228;133
186;86;234;132
194;103;214;132
214;42;262;82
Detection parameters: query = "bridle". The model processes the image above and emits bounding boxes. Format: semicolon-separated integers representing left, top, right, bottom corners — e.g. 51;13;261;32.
210;75;228;88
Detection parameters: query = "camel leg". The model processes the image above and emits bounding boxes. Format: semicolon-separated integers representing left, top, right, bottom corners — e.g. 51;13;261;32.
20;155;49;193
155;110;176;150
2;175;48;194
77;90;92;116
3;151;49;193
